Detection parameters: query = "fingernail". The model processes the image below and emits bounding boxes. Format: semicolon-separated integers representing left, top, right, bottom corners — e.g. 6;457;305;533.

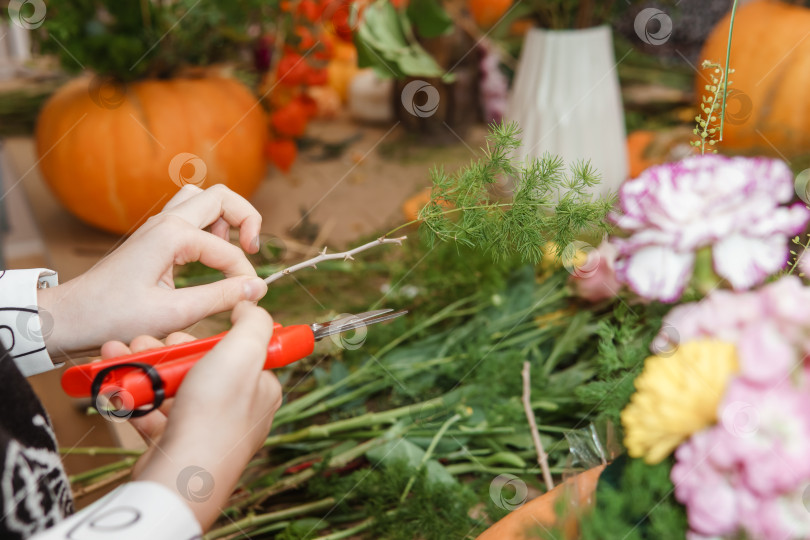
251;235;261;253
243;278;267;301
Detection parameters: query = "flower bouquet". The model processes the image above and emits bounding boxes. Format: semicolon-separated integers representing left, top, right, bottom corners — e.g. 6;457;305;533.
564;154;810;539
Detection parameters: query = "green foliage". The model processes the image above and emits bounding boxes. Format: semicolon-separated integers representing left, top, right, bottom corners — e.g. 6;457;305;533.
35;0;272;80
574;302;667;428
406;0;454;39
308;460;480;540
516;1;633;30
248;266;620;538
575;455;687;539
419;122;615;265
354;0;453;79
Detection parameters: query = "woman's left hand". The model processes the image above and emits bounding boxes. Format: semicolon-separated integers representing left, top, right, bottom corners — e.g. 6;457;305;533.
38;184;269;355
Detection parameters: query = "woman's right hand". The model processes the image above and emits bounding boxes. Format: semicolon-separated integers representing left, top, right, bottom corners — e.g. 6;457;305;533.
124;302;282;530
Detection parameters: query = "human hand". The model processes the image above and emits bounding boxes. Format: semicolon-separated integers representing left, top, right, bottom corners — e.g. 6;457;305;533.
104;302;282;529
38;184;268;354
98;331;196;476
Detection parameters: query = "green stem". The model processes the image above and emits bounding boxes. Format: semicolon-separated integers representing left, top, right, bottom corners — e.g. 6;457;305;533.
69;457;137;484
241;444;340;492
276;365;372;421
231;520;290;537
310;426;517;441
719;0;738;141
276;356;459;426
400;413;461;502
444;463;568;476
205;497;336;539
788;235;810;275
276;378;386;426
382;202;554;239
242;437;385;508
383;219;420;238
264;396;450;447
314;515;383;540
375;294;480;358
60;447;144;457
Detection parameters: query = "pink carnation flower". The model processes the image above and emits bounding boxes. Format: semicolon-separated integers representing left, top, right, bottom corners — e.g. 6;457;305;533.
611;155;809;302
738;483;810;540
672;429;748;536
653;276;810;385
569;241;622;302
714;379;810;496
673;379;810;539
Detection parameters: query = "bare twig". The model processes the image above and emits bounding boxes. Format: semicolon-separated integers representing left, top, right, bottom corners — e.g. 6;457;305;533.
305;218;336;259
264;236;407;285
522;361;554;491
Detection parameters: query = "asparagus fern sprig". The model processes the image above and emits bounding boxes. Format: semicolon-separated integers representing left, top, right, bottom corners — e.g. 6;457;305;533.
387;122;615;262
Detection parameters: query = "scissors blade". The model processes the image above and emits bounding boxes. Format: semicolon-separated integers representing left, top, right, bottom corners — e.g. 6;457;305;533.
312;310;407;341
315;309;392;331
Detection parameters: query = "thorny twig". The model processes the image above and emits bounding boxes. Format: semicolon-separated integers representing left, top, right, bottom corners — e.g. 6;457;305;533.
522;361;554;491
264;236;407;285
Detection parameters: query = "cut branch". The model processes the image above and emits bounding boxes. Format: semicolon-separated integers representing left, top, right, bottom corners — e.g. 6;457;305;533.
522;361;554;491
264;236;407;285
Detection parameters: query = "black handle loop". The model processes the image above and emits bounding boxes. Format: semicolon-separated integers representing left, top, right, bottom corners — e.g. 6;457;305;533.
90;362;165;419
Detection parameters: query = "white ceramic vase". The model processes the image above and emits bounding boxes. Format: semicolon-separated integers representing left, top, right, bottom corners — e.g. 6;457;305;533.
506;26;627;198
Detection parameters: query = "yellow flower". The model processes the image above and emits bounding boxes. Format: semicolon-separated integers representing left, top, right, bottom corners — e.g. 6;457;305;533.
538;242;562;272
621;340;738;464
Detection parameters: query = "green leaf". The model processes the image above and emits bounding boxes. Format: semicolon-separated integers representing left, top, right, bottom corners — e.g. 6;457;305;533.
366;439;456;487
364;1;408;50
395;50;446;77
406;0;453;38
354;0;451;78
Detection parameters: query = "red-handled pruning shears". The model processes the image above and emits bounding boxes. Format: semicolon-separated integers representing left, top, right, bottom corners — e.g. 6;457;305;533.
60;309;407;418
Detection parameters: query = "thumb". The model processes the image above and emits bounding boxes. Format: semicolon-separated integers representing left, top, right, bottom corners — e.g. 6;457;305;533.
171;277;267;323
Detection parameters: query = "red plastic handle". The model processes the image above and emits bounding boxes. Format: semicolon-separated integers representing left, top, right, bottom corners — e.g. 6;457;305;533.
60;324;315;411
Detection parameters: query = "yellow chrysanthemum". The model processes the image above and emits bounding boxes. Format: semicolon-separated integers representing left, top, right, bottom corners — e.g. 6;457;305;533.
621;340;738;464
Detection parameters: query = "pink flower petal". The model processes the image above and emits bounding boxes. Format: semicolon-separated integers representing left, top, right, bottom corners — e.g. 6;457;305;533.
737;323;797;385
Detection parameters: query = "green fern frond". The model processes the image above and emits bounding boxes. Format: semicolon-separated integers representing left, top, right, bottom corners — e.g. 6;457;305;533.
413;122;615;264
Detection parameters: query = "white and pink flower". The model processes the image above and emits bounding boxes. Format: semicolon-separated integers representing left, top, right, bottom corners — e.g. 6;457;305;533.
611;155;809;302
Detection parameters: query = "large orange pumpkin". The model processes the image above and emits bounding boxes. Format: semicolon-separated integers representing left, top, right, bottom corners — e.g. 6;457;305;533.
698;0;810;155
36;76;268;234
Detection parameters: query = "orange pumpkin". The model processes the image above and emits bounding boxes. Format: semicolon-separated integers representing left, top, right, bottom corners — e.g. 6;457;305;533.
468;0;513;28
477;466;605;540
402;187;431;222
35;75;268;235
626;130;658;178
699;0;810;155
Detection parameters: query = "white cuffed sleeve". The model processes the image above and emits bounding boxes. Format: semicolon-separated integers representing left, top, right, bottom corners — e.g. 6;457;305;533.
0;268;60;377
31;482;202;539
